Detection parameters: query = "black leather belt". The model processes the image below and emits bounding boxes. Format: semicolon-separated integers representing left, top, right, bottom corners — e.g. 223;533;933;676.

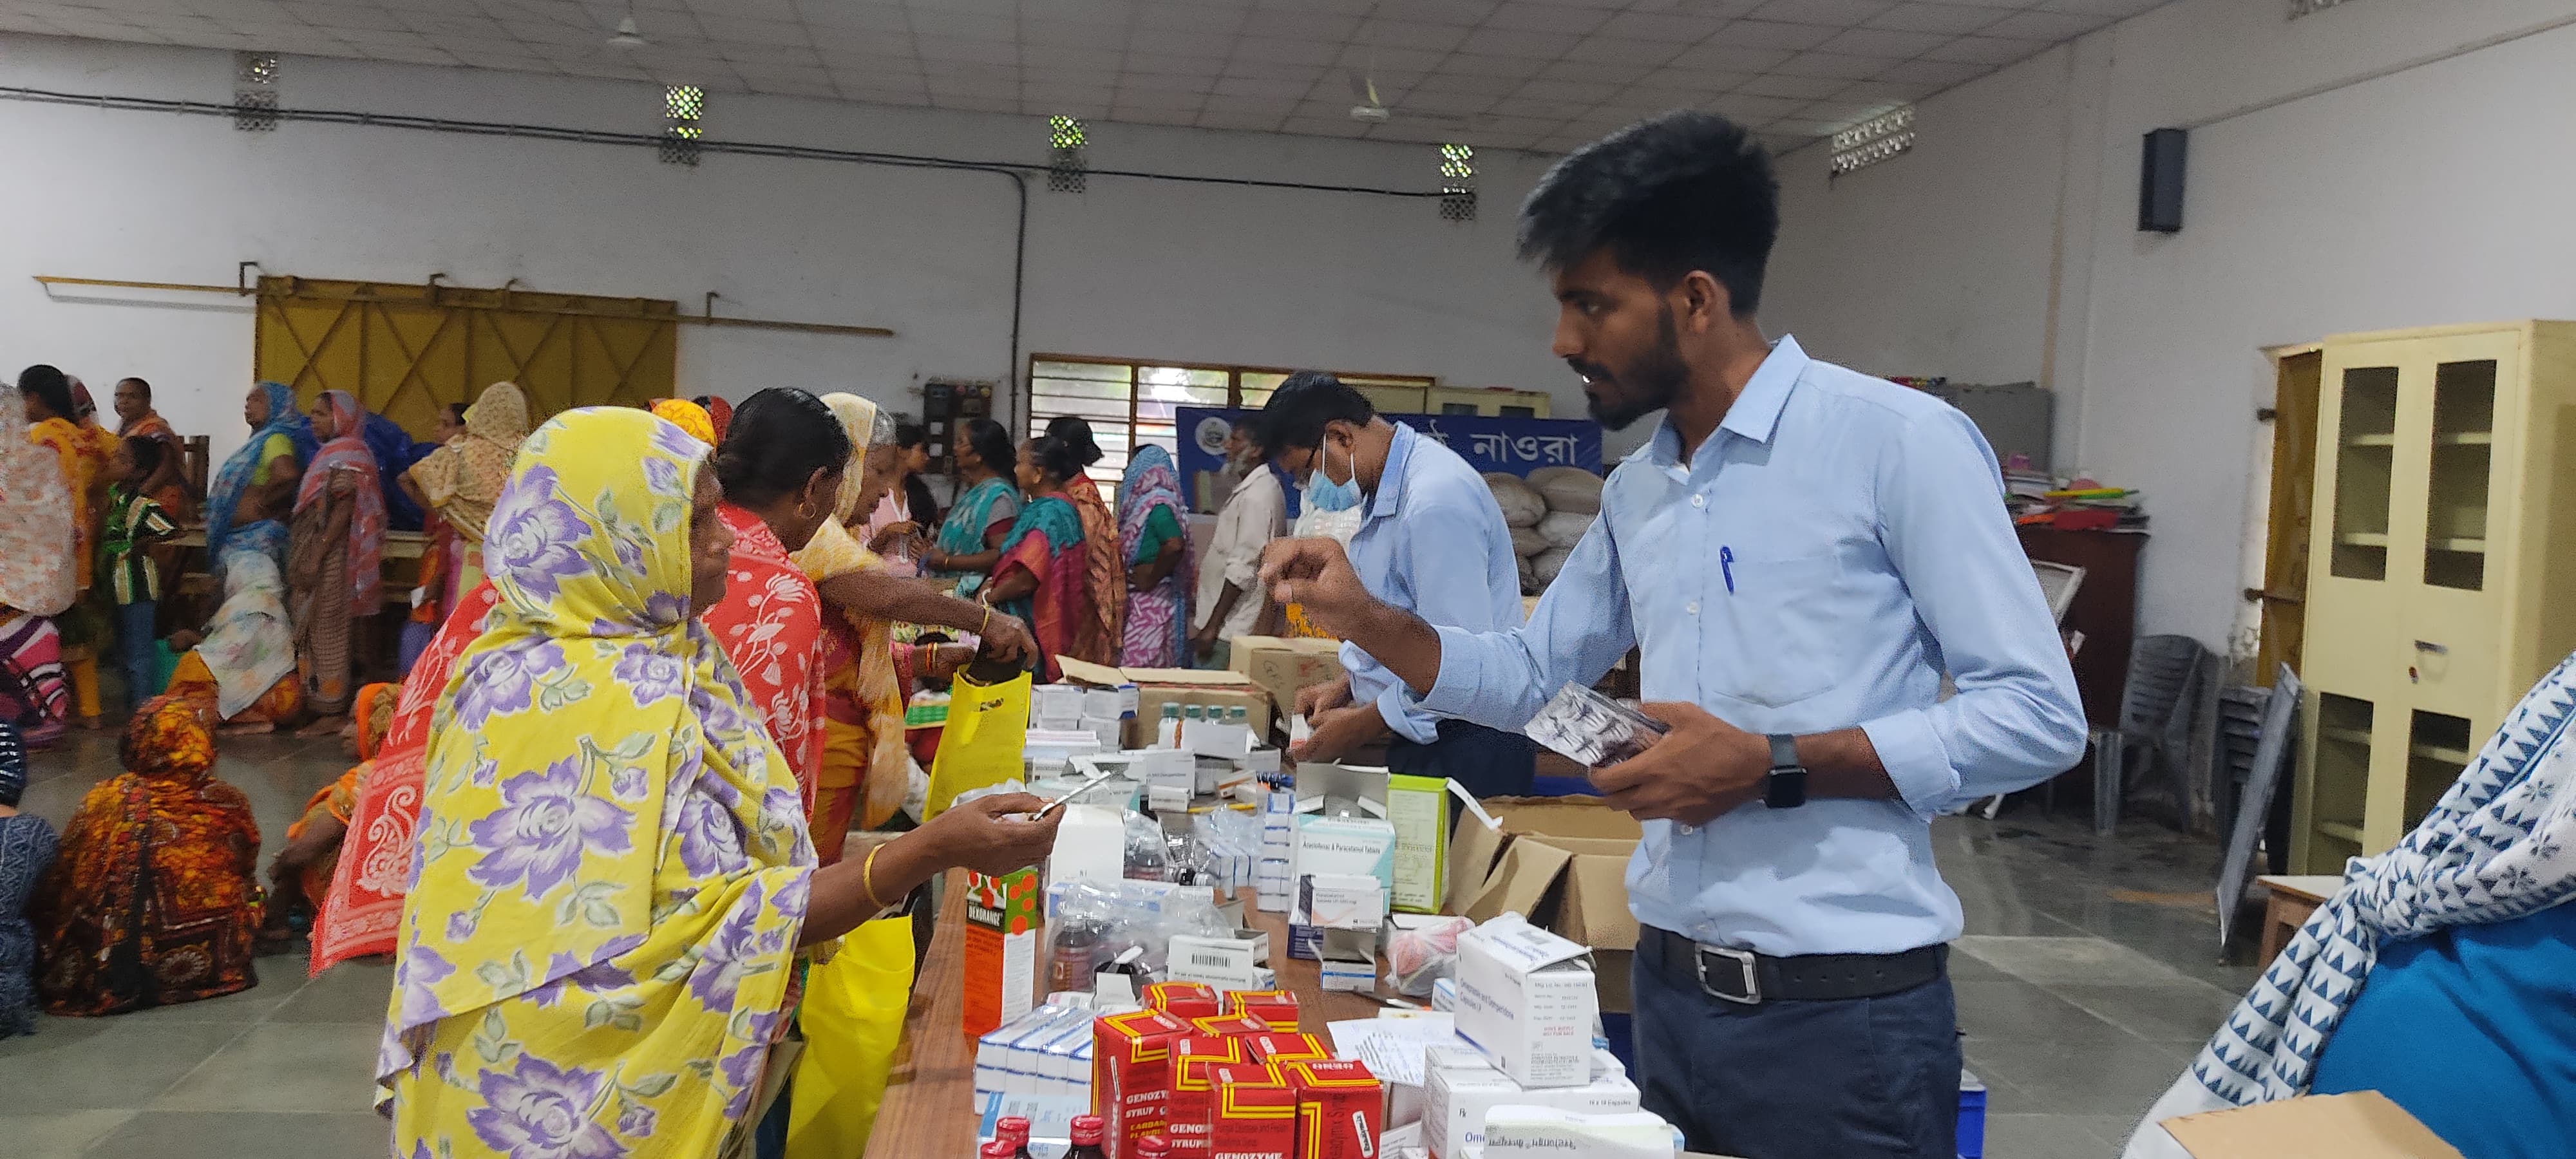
1645;925;1946;1006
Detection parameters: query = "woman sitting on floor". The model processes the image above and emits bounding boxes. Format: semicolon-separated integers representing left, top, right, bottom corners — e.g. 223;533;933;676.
263;681;395;941
164;551;302;733
0;723;60;1038
32;694;262;1016
2124;652;2576;1159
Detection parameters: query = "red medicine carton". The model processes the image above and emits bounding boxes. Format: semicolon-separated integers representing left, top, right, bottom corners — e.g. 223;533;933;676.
1189;1012;1270;1041
1225;989;1302;1029
1280;1059;1383;1159
1094;1009;1190;1158
1165;1037;1249;1159
1244;1032;1332;1066
1208;1062;1298;1159
1143;981;1222;1022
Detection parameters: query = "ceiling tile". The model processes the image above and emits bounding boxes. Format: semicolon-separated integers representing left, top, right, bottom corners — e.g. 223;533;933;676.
1769;50;1895;79
1017;18;1128;48
904;11;1012;41
1132;1;1252;33
1978;10;2106;39
2037;0;2164;14
1239;8;1361;40
1831;77;1938;102
1747;0;1900;24
1596;11;1729;41
1664;42;1795;71
1705;92;1803;120
1540;56;1658;82
696;16;808;46
1734;72;1849;99
1861;3;2011;33
1410;70;1522;97
1866;57;1984;84
1919;33;2049;63
1116;70;1217;93
1351;19;1473;52
1819;26;1949;55
1210;74;1310;98
1113;106;1202;126
1222;56;1330;81
1515;77;1623;102
1231;35;1345;66
1124;50;1224;75
913;35;1014;64
1276;114;1370;137
1334;43;1450;72
1709;19;1838;49
1126;28;1232;57
1457;26;1582;58
1197;109;1286;131
1400;0;1506;26
1484;3;1615;34
1559;36;1682;66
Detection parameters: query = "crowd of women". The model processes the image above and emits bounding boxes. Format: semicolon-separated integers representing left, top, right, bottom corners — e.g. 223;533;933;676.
0;373;1213;1153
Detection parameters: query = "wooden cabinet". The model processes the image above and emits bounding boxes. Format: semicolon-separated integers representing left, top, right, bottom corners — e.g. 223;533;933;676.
2291;321;2576;871
2018;526;2145;729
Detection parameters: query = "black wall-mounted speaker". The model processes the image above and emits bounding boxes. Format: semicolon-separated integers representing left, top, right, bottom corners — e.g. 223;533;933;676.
2139;127;2187;233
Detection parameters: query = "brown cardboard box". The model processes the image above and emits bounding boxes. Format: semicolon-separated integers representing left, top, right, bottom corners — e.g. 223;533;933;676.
1225;636;1345;717
2161;1092;2461;1158
1058;657;1273;747
1445;796;1642;1013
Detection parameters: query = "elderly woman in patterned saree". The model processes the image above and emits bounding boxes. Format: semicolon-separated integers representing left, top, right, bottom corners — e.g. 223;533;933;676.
381;406;1057;1156
1;385;78;749
164;550;304;733
32;694;262;1016
0;723;59;1038
1117;444;1193;668
792;394;1036;861
402;382;531;634
204;381;308;569
980;435;1097;683
287;390;388;736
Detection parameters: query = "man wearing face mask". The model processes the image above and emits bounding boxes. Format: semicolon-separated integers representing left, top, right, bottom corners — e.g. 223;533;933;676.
1258;112;2085;1159
1253;372;1534;796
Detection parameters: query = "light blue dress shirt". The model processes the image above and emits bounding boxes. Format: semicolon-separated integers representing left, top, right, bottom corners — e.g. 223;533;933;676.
1415;337;2087;956
1343;422;1526;744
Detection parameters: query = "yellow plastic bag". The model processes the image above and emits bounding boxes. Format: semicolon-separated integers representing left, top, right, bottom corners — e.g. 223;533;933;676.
784;915;916;1159
925;666;1032;819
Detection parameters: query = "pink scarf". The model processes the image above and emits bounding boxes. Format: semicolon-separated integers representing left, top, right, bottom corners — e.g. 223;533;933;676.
292;390;388;608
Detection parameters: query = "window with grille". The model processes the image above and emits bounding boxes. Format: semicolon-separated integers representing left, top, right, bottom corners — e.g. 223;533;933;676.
1028;357;1435;487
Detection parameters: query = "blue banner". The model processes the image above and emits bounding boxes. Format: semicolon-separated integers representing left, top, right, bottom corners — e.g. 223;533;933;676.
1174;408;1602;514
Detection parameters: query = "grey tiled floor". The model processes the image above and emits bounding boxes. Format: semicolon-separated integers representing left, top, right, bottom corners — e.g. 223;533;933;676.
3;728;2260;1158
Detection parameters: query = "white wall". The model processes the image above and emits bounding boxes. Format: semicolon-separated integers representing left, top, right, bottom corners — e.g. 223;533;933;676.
0;32;1582;467
1765;0;2576;650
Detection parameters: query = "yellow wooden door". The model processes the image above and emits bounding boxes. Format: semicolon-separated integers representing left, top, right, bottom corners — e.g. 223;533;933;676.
254;277;679;434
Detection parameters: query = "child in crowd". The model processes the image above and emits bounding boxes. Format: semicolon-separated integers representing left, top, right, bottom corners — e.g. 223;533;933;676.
99;437;180;711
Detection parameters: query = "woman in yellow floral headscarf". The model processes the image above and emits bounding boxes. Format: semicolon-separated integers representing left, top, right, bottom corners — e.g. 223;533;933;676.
383;406;1060;1156
650;397;716;446
791;394;1035;860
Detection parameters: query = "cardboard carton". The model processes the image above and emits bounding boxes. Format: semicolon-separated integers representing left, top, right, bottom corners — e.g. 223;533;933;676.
1445;795;1642;1013
1210;1062;1300;1159
1191;1012;1272;1040
1423;1060;1642;1159
1453;914;1600;1088
1280;1059;1384;1159
1226;990;1302;1030
2159;1092;2463;1159
1387;773;1449;913
1245;1032;1331;1066
962;867;1043;1037
1062;657;1273;748
1226;636;1346;717
1094;1009;1191;1157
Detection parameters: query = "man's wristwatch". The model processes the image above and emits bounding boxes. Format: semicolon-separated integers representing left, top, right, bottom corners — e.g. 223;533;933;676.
1765;733;1808;809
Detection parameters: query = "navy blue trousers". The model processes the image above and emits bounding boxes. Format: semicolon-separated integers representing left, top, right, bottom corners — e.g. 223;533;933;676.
1633;932;1960;1159
1385;719;1535;799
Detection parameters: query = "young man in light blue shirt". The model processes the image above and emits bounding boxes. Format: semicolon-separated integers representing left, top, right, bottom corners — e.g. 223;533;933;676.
1261;112;2087;1159
1254;372;1536;796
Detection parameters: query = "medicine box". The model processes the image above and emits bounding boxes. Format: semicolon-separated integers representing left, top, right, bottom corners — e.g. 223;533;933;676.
1453;914;1600;1088
1423;1059;1642;1159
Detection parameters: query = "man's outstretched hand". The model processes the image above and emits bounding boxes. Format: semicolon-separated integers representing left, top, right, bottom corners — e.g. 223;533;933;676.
1260;537;1379;637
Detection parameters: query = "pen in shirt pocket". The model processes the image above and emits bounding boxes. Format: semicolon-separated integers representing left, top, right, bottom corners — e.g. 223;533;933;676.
1721;545;1735;594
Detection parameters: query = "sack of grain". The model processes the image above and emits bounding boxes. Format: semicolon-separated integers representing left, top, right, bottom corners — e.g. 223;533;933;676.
1510;525;1550;558
1528;466;1604;514
1484;472;1548;528
1532;546;1572;586
1537;509;1593;549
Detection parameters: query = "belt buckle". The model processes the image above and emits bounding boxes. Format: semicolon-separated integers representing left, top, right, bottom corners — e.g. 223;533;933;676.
1692;944;1761;1006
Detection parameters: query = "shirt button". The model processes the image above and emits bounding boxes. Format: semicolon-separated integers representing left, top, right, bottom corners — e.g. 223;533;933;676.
1685;601;1700;615
1677;824;1698;836
1690;494;1706;509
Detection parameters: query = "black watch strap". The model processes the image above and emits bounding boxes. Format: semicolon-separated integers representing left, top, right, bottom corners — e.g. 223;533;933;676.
1765;733;1808;809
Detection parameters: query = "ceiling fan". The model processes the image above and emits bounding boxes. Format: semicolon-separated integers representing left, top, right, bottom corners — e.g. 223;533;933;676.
1344;58;1493;132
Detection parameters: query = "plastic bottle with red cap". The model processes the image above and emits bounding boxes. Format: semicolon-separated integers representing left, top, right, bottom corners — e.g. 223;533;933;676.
1065;1114;1108;1159
979;1143;1012;1159
1134;1135;1170;1159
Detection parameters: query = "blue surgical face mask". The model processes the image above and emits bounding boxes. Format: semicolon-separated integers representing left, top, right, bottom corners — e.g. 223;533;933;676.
1303;437;1363;513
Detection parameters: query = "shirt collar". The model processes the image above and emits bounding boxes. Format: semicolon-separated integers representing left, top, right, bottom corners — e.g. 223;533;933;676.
1365;422;1417;522
1649;334;1809;466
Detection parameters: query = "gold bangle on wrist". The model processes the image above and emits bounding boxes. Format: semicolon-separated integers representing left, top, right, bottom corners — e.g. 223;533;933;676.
861;843;889;911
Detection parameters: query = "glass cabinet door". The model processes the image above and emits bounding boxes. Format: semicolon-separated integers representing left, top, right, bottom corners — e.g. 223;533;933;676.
2328;365;2400;581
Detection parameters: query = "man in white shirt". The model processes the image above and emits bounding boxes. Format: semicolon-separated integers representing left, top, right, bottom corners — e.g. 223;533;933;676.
1190;415;1287;666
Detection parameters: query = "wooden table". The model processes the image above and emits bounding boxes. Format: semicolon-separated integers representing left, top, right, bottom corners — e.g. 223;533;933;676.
2254;874;2342;968
864;876;1383;1156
